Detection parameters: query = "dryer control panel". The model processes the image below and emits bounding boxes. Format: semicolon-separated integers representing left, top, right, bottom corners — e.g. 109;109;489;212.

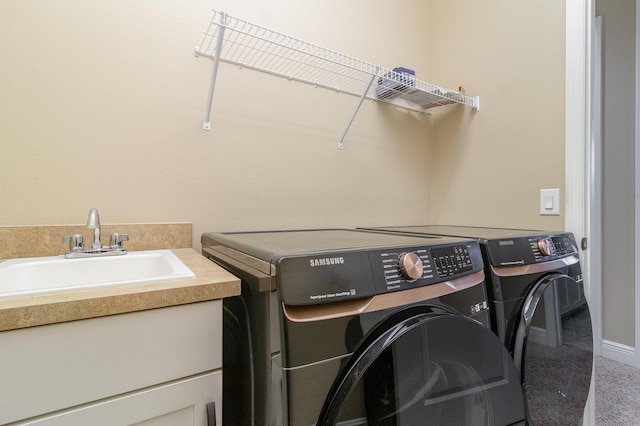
532;235;576;259
486;233;578;267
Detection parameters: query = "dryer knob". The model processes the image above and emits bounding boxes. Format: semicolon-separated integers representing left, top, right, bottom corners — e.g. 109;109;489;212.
537;238;555;256
398;252;423;281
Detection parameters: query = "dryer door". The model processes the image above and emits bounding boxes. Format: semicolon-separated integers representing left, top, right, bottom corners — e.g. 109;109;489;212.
316;305;524;426
511;273;593;425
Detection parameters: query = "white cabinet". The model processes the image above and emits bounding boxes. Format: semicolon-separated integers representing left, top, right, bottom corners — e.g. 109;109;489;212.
0;301;222;425
18;372;220;426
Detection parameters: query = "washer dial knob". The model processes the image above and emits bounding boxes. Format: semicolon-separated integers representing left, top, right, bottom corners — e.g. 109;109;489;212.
398;252;423;281
537;238;555;256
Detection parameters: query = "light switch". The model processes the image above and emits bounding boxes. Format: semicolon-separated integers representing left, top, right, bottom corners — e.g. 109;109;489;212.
540;188;560;215
544;195;553;209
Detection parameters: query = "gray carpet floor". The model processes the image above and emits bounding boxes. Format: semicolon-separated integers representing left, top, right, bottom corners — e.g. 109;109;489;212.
595;355;640;425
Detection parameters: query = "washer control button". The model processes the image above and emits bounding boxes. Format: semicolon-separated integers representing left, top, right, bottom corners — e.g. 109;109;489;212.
537;238;555;256
398;252;423;281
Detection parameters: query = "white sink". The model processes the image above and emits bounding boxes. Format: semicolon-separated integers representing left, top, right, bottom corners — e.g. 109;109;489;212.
0;250;195;297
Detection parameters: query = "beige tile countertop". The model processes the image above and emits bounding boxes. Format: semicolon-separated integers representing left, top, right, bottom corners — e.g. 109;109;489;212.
0;249;240;332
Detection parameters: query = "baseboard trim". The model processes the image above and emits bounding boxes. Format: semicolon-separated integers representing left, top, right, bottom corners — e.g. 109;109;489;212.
601;339;636;367
529;326;547;345
530;330;636;368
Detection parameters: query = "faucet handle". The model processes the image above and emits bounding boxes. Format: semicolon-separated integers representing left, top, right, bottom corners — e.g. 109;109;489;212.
109;233;129;249
63;234;84;252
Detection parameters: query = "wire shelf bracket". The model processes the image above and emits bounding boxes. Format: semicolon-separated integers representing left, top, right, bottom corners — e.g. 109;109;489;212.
194;10;480;148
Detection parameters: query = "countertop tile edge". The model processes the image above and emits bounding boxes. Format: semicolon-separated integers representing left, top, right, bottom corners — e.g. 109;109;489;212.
0;248;240;332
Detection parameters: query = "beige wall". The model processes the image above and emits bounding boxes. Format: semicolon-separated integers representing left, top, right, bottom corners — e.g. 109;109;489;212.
0;0;433;248
1;0;565;251
429;0;566;230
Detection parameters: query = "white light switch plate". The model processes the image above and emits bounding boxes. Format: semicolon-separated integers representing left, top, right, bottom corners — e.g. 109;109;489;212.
540;188;560;215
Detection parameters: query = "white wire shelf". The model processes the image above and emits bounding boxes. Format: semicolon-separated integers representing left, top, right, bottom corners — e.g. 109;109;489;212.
195;10;479;148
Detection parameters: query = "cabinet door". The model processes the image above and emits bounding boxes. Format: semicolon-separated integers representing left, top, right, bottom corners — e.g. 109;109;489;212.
17;371;221;426
1;301;222;424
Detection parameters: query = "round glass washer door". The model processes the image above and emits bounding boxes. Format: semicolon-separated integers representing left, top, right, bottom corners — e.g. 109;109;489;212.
511;273;593;425
317;305;525;426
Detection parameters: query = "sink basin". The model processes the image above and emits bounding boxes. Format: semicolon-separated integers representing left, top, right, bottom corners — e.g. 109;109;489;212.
0;250;195;297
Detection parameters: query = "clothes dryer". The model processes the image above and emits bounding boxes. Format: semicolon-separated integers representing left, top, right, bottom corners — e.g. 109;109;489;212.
360;226;593;426
201;229;525;425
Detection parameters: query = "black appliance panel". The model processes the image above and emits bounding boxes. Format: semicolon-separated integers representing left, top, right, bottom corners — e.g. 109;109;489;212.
485;233;578;266
367;241;482;295
277;241;483;306
277;251;375;305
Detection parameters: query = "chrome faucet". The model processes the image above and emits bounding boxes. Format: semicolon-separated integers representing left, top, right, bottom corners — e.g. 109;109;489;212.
87;208;102;249
62;208;129;258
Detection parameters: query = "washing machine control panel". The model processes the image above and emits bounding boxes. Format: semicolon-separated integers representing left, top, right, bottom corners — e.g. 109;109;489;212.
431;245;475;278
371;242;482;293
398;252;424;281
276;240;483;305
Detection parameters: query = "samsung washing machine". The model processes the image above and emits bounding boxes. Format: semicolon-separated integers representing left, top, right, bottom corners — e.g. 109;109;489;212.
360;225;593;426
201;229;525;425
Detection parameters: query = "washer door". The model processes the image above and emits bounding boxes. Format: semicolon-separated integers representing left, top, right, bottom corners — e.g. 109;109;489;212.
316;305;524;426
511;273;593;425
